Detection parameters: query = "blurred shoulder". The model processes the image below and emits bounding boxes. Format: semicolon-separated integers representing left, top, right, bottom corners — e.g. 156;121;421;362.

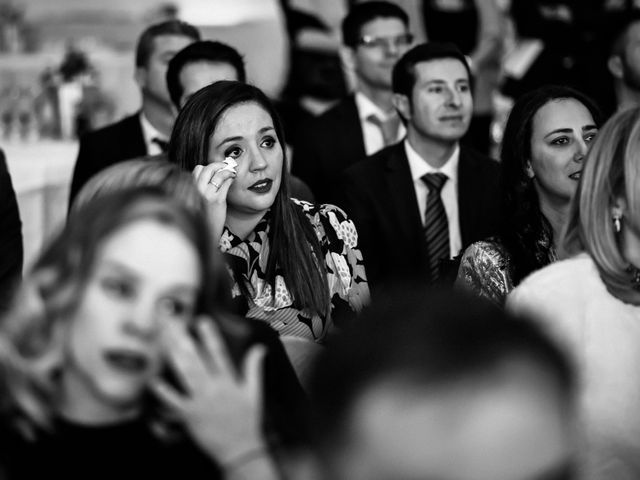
78;113;140;144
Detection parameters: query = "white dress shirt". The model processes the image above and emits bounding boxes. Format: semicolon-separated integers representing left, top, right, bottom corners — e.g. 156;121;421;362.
139;112;168;156
404;139;462;258
355;92;406;156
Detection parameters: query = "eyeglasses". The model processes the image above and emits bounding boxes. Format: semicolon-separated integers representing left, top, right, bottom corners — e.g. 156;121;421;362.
357;33;414;50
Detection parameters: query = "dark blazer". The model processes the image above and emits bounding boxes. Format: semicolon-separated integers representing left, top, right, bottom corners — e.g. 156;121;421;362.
335;142;500;292
69;113;146;208
292;95;366;203
0;150;22;313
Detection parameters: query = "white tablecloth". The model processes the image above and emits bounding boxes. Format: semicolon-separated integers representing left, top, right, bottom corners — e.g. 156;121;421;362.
3;140;78;271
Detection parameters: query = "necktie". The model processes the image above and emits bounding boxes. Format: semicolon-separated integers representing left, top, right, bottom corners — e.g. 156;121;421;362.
367;113;401;147
421;172;450;282
152;137;169;153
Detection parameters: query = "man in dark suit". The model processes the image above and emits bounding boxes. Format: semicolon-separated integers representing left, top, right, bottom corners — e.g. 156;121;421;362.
0;150;22;314
68;20;200;207
336;42;500;292
292;2;413;203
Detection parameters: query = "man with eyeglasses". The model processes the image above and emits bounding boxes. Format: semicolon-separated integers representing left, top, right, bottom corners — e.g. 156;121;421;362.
292;1;413;203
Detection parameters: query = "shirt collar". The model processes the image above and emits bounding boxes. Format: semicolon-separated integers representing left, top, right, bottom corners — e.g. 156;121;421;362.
404;139;460;184
139;111;167;145
355;91;395;122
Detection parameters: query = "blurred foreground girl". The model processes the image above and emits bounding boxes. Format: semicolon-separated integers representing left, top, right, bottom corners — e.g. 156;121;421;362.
0;188;285;479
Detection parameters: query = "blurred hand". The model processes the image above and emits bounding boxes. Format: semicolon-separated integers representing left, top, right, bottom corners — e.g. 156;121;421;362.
152;317;267;464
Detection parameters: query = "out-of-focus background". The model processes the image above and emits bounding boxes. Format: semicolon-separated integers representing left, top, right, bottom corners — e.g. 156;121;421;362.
1;0;292;266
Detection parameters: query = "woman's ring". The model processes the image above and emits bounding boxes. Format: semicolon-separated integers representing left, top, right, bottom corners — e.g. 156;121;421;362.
210;180;221;190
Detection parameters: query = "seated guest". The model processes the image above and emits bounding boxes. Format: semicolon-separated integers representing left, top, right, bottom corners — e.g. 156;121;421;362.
336;42;500;292
166;40;314;203
169;81;370;344
68;20;200;206
0;149;22;314
457;85;601;305
508;107;640;479
305;288;577;480
0;188;282;479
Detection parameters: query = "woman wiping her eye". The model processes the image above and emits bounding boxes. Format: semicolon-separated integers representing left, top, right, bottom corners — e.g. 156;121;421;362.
168;81;370;360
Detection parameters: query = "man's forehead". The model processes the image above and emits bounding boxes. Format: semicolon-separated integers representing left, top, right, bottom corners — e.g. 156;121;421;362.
412;59;469;83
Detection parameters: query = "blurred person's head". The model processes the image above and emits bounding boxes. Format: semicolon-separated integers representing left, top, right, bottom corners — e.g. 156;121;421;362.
500;85;601;284
607;11;640;111
134;20;200;111
392;42;473;147
169;80;331;318
340;1;412;97
166;40;246;109
0;187;230;436
72;158;208;218
564;107;640;304
308;288;576;480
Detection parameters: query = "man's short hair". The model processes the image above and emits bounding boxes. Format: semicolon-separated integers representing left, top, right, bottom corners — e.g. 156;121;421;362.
166;41;246;108
341;1;409;48
309;287;574;447
392;42;471;97
135;20;201;68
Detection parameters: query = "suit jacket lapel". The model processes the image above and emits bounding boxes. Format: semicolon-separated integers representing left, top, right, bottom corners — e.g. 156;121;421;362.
385;144;425;256
339;96;366;166
126;113;149;157
457;147;479;246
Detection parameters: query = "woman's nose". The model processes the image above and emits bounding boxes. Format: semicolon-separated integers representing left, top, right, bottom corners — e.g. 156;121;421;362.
249;148;268;171
574;140;588;161
124;300;158;339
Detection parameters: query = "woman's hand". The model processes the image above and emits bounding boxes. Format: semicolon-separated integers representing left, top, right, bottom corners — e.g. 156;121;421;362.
193;161;236;244
151;317;268;465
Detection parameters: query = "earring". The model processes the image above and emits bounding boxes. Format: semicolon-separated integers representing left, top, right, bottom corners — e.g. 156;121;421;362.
626;264;640;292
613;212;622;233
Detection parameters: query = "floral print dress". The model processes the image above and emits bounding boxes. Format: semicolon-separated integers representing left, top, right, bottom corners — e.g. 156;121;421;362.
219;200;370;342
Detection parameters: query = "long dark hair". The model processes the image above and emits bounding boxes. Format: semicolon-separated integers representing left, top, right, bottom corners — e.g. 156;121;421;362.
168;80;330;317
499;85;602;285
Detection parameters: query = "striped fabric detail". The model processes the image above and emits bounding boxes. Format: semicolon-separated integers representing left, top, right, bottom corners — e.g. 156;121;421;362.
421;172;450;282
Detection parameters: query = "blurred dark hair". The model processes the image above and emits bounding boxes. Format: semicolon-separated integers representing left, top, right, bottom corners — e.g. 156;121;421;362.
392;41;472;98
166;40;246;108
499;85;602;285
309;287;574;447
169;80;331;317
135;20;200;68
341;1;409;48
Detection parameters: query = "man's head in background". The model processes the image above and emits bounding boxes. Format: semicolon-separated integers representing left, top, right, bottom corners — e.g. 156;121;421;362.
166;40;246;109
607;11;640;111
308;288;576;480
340;1;412;96
134;20;201;111
392;42;473;147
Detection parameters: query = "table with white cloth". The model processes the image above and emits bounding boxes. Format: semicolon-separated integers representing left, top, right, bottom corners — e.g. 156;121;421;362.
3;141;77;272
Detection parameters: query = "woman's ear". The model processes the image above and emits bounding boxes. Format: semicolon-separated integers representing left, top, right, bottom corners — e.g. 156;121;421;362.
525;161;535;179
611;196;627;219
